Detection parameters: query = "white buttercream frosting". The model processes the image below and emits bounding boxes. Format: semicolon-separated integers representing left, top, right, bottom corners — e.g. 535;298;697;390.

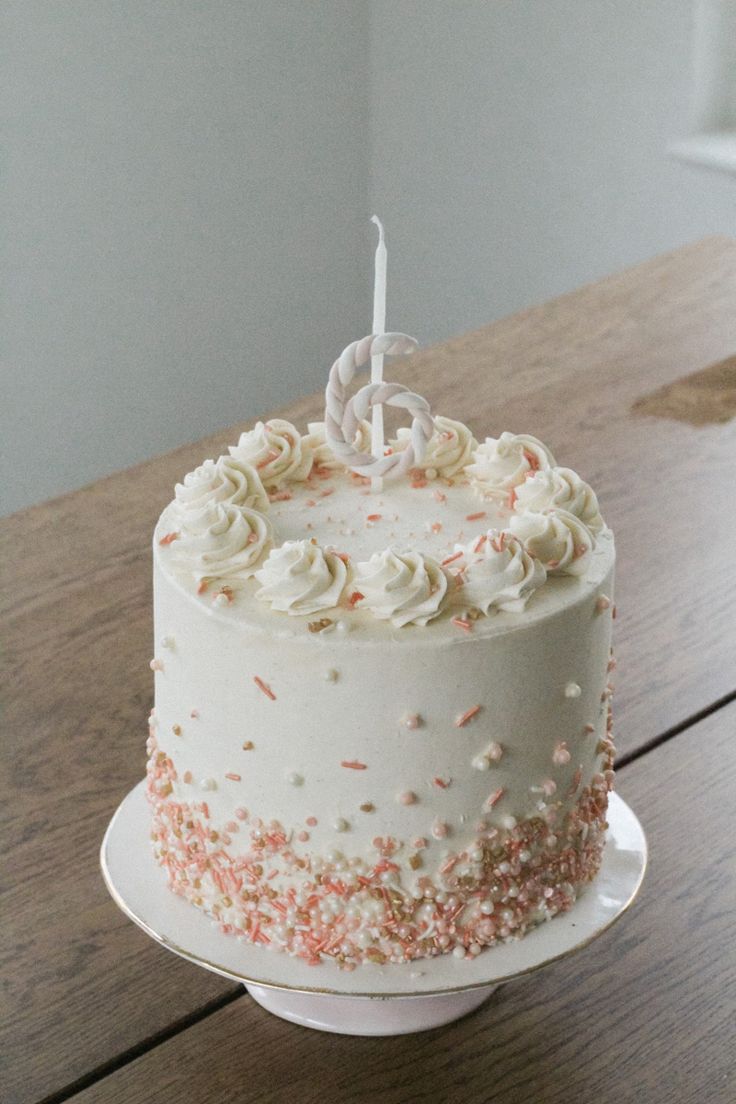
255;539;348;615
354;549;449;627
514;467;604;533
390;416;478;479
454;531;547;614
229;419;313;489
304;419;372;471
468;433;556;500
168;502;273;583
509;508;594;576
171;455;270;534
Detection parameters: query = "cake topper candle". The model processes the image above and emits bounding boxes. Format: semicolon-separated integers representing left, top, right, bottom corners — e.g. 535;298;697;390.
370;216;387;493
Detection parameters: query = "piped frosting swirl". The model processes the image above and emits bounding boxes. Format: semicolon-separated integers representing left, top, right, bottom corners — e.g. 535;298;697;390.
304;419;373;472
255;540;348;615
354;549;448;627
454;531;547;614
468;432;556;500
229;419;313;489
172;455;269;534
168;502;273;583
509;508;594;576
391;416;478;480
513;467;604;533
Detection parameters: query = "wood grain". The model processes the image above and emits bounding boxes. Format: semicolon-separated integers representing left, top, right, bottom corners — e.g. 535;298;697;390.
71;703;736;1104
3;236;736;1102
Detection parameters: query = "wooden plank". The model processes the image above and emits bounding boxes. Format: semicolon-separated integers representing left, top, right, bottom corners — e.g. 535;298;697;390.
2;236;736;1102
71;703;736;1104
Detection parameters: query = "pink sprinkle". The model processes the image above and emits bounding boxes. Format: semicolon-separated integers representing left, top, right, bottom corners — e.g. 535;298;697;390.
305;499;317;507
466;511;487;521
225;772;241;782
190;709;199;719
433;490;447;504
305;816;318;827
235;807;248;820
486;741;503;762
348;591;365;608
297;831;310;842
455;704;481;728
341;760;367;770
451;616;473;633
584;723;595;734
183;770;192;784
320;487;335;498
197;580;209;595
552;741;571;766
253;676;276;700
542;778;557;796
485;787;505;809
269;490;292;502
412;837;428;850
149;658;164;672
226;821;238;833
398;791;417;805
432;819;449;839
442;551;463;567
567;766;583;797
430;521;443;534
404;713;422;730
433;777;451;789
158;531;180;546
366;513;382;523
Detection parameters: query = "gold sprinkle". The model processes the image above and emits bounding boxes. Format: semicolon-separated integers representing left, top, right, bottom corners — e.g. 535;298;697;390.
408;854;422;870
172;724;182;736
242;740;255;750
308;617;334;633
360;802;375;813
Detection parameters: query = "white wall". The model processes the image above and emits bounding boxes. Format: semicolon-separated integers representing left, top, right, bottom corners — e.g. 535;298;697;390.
2;2;368;515
368;0;736;346
5;1;736;515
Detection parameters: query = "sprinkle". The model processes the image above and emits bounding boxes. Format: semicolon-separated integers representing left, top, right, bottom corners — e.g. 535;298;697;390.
320;487;335;498
403;713;422;730
297;831;310;842
160;636;175;650
183;770;192;784
158;531;180;546
596;595;611;612
408;854;422;870
451;616;473;632
366;513;382;523
149;658;164;672
485;787;505;809
612;604;617;619
564;682;582;699
305;499;316;507
348;591;365;608
286;772;304;786
433;777;451;789
360;802;375;813
442;551;463;567
269;490;292;502
197;580;209;595
257;449;280;469
466;511;487;521
433;489;447;504
412;837;428;849
432;819;449;839
172;724;182;736
235;807;248;820
324;668;339;682
201;778;217;791
455;704;481;728
567;766;583;797
242;740;254;750
584;723;595;734
190;709;199;719
308;618;334;633
430;521;443;534
552;741;571;766
306;816;318;827
253;676;276;700
341;760;367;770
398;791;417;805
225;772;242;782
333;817;349;832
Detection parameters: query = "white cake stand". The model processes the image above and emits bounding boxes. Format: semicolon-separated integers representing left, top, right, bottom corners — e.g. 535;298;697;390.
101;782;646;1035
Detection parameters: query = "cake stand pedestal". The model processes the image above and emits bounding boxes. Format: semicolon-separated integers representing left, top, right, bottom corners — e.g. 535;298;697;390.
101;784;646;1036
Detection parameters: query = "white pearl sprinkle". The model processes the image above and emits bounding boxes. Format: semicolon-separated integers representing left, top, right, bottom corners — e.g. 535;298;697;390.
453;945;466;959
286;771;304;786
200;777;217;791
564;681;582;698
324;668;339;682
213;593;229;608
333;816;349;832
499;814;517;830
160;635;175;650
480;900;494;915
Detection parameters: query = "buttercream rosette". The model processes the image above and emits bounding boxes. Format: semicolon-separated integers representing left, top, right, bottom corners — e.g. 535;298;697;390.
172;455;270;534
303;419;373;472
453;530;547;615
167;502;273;584
390;416;478;480
255;539;348;615
509;508;595;576
353;549;449;627
468;432;556;501
229;419;313;489
513;467;604;534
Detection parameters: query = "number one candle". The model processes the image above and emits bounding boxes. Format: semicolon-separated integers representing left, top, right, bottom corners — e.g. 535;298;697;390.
370;215;387;494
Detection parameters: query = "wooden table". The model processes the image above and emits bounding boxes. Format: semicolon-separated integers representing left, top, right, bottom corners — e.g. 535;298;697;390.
3;237;735;1104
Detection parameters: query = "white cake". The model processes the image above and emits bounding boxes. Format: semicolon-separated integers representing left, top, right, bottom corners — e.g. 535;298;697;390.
147;342;615;969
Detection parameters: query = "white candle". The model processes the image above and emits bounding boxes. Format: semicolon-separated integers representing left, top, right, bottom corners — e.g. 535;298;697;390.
370;215;387;493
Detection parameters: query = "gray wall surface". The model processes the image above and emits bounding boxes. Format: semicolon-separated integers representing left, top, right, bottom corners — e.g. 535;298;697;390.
4;1;736;514
3;2;369;514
